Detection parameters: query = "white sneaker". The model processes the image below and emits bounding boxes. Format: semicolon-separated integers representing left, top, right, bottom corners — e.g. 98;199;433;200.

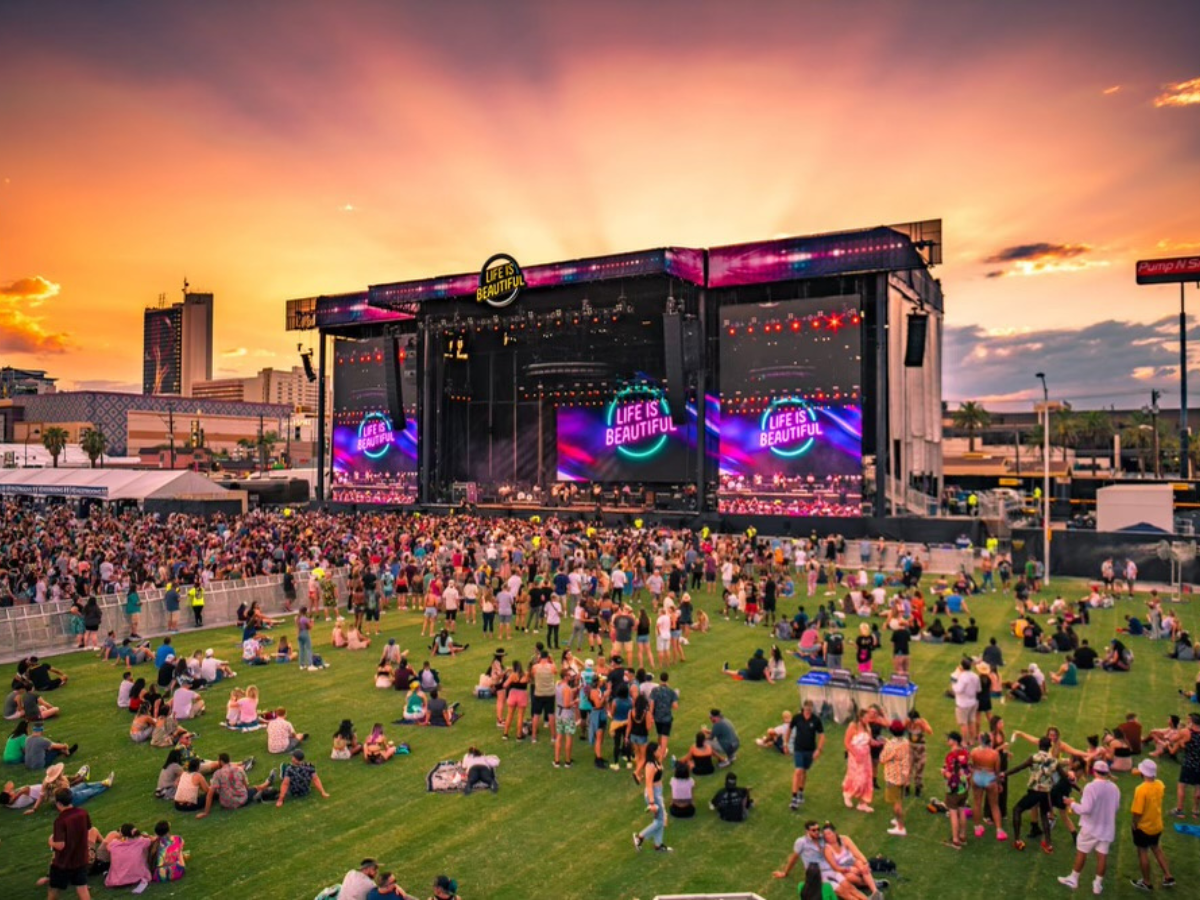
886;826;907;836
1093;877;1104;895
1057;876;1079;889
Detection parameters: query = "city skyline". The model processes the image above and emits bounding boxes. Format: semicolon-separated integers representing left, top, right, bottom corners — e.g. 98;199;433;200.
1;0;1197;407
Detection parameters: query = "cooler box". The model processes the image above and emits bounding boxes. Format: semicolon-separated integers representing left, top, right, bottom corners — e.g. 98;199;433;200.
880;682;919;721
797;671;830;716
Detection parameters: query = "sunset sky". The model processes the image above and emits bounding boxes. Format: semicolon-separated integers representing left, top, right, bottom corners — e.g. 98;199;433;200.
2;0;1198;409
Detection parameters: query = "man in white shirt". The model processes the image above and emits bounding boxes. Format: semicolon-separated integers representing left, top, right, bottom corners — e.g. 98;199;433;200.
1058;761;1120;894
656;609;673;663
610;568;627;601
338;859;381;900
442;583;460;633
266;707;307;754
171;685;205;721
950;658;981;743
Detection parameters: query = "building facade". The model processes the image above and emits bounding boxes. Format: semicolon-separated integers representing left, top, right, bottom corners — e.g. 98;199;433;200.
142;291;213;397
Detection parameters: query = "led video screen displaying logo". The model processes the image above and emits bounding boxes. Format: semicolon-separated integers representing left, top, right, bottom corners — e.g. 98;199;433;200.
332;336;418;504
556;382;713;483
718;296;862;517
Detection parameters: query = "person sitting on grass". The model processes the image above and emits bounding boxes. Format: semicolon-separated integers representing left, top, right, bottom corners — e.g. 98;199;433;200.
755;711;794;753
374;658;395;690
723;648;774;682
821;822;886;900
150;820;186;884
402;682;427;722
113;638;153;669
266;707;307;755
274;635;297;664
331;720;363;760
669;760;696;818
681;730;720;776
331;617;349;648
1102;639;1132;672
195;753;278;818
431;629;468;656
24;721;77;770
346;622;372;651
1150;715;1183;757
1005;668;1042;704
275;749;330;807
11;762;114;814
423;690;457;727
1050;653;1079;686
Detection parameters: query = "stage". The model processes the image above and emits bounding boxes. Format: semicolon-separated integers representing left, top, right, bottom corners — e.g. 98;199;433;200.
287;222;945;526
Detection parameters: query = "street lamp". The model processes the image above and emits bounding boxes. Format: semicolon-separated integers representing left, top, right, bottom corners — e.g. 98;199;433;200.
1035;372;1050;585
23;426;40;466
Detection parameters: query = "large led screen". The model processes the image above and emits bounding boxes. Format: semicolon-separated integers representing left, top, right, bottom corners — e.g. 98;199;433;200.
556;383;716;483
332;336;418;505
718;296;862;516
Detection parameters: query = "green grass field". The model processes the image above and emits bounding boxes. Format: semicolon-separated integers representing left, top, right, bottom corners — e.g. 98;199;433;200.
2;579;1198;900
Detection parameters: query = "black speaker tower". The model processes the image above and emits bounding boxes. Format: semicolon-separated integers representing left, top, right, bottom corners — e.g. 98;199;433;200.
904;314;928;368
383;336;407;428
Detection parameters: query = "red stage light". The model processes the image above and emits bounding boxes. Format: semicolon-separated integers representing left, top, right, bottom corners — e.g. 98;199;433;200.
850;313;861;325
790;321;801;332
827;314;842;332
728;327;736;336
812;318;822;329
747;326;754;334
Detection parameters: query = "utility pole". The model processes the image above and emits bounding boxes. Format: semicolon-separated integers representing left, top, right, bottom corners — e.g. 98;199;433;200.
168;406;176;470
258;413;265;474
1151;389;1162;479
1036;372;1051;585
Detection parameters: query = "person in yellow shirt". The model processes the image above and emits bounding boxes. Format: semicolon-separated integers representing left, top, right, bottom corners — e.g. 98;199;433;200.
1129;758;1174;891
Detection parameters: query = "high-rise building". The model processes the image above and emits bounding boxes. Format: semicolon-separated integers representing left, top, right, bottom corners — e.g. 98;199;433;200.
142;305;183;395
142;290;213;396
180;292;213;396
193;365;320;412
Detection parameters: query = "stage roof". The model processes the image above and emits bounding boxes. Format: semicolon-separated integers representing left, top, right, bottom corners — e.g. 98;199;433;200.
287;220;941;330
0;468;230;501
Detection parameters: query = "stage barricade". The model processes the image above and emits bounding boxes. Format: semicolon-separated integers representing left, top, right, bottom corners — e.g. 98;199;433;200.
0;568;350;663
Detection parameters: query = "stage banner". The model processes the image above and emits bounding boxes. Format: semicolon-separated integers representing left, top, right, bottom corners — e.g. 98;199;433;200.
556;381;716;483
332;336;418;504
717;295;863;516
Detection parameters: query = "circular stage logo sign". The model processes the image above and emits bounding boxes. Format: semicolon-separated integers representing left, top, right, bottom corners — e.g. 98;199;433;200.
476;253;526;308
759;397;823;458
604;385;677;460
356;412;395;459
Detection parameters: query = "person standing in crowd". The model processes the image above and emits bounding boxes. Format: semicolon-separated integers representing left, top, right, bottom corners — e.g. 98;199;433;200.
788;700;825;810
942;731;971;849
1172;713;1200;818
1130;759;1175;891
297;607;314;671
1057;760;1120;894
633;740;671;853
188;584;205;628
47;787;92;900
880;720;911;836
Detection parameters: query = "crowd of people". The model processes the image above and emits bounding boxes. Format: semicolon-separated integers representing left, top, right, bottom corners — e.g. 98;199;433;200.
2;504;1199;897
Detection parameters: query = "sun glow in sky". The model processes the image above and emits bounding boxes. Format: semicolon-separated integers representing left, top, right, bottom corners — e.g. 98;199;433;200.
1;0;1198;404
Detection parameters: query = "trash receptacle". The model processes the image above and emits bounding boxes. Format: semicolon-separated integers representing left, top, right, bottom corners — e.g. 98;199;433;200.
880;682;919;721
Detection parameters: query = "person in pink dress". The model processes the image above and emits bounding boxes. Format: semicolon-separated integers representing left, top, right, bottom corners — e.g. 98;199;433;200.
842;709;875;812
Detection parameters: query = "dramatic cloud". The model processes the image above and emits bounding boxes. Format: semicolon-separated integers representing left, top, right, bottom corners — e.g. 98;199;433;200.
0;274;70;353
0;275;61;306
1154;76;1200;108
982;242;1109;278
945;316;1200;408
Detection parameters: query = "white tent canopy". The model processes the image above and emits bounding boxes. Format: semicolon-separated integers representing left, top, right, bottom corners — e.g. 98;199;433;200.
0;468;230;501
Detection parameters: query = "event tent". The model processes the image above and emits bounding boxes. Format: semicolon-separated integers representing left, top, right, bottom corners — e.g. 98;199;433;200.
0;468;230;501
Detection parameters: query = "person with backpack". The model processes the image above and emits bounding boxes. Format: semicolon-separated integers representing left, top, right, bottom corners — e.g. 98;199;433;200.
711;771;753;822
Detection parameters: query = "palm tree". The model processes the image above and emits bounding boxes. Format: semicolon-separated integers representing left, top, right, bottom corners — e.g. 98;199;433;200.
1077;410;1113;474
952;401;991;452
41;426;69;468
80;427;108;468
1050;402;1077;463
237;438;255;461
257;430;279;471
1120;410;1155;476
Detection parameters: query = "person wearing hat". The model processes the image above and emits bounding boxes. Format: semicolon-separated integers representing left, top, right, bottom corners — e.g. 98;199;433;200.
1130;758;1175;890
275;749;329;807
432;874;460;899
1057;760;1120;893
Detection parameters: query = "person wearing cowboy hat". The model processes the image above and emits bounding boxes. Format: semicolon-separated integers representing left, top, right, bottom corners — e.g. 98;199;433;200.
21;762;114;815
1057;760;1120;894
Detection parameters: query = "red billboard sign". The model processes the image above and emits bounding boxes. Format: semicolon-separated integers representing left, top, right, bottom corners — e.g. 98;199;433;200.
1136;256;1200;285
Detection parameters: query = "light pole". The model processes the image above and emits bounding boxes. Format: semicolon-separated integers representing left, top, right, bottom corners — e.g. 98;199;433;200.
1036;372;1051;585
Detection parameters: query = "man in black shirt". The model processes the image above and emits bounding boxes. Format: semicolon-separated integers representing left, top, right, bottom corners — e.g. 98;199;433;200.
1073;640;1098;670
727;649;772;682
947;619;966;644
27;659;68;692
964;618;980;642
787;699;825;808
1009;668;1042;703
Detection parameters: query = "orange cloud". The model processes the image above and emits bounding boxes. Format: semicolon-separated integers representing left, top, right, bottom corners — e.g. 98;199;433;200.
983;242;1109;278
1154;76;1200;108
0;275;70;353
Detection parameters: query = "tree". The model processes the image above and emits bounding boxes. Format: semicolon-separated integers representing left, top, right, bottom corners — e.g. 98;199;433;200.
1050;402;1077;463
41;426;69;468
237;438;256;461
80;427;108;468
1077;410;1114;474
257;430;278;471
952;401;991;452
1120;410;1155;476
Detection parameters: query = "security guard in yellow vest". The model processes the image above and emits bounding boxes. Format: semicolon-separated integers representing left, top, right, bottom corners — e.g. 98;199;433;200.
188;585;205;627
